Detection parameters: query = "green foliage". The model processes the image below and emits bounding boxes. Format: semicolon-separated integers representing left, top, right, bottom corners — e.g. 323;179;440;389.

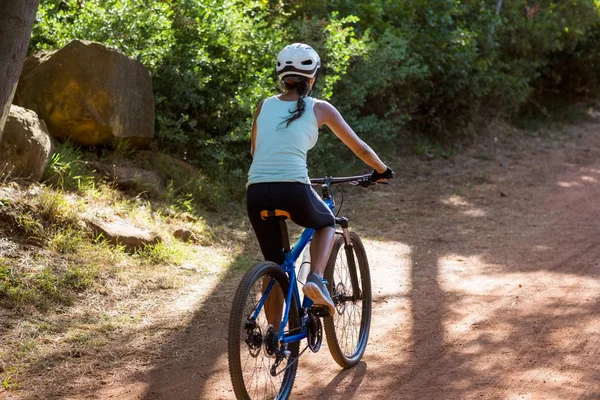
136;241;187;266
43;141;95;192
32;0;175;69
30;0;364;171
131;151;246;212
295;0;600;141
15;211;43;239
2;370;19;391
29;0;600;170
0;260;98;310
35;187;80;226
48;229;86;254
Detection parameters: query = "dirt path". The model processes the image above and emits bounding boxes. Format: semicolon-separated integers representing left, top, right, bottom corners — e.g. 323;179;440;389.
9;117;600;400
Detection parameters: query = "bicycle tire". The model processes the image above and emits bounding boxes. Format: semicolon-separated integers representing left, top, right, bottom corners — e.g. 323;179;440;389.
228;261;300;400
323;232;372;368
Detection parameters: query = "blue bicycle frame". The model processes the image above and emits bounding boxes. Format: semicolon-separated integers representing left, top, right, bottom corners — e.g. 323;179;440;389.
250;173;374;351
252;195;334;345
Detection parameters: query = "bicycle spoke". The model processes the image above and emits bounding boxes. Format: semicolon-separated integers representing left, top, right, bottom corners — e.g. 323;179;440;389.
324;233;372;368
332;245;363;357
236;275;288;399
229;262;305;400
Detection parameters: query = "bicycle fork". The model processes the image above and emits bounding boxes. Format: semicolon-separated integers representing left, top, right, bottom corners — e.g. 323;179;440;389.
335;217;362;301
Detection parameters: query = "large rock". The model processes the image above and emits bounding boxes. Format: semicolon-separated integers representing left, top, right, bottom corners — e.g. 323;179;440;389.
14;40;155;148
0;105;54;181
108;165;164;194
85;216;160;250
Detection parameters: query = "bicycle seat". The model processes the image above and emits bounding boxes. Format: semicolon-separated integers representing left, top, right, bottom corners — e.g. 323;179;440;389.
260;209;291;221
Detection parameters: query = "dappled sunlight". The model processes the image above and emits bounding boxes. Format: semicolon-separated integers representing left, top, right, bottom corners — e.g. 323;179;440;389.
581;175;599;183
363;238;414;373
363;239;412;298
580;167;600;175
434;249;600;399
557;181;583;188
273;237;417;400
532;244;552;252
299;354;405;399
557;170;600;188
441;195;471;207
437;254;509;295
508;368;585;395
438;254;600;295
463;208;486;217
441;195;487;217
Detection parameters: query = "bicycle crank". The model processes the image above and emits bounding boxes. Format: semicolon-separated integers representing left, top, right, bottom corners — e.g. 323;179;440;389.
307;311;323;352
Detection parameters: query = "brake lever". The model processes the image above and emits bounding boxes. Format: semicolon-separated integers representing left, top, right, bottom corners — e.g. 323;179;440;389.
358;179;373;188
360;180;389;188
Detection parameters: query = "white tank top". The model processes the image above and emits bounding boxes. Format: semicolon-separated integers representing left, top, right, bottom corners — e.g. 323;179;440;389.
247;96;318;187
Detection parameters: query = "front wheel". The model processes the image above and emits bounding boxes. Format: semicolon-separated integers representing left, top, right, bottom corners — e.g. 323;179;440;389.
323;232;372;368
228;261;300;400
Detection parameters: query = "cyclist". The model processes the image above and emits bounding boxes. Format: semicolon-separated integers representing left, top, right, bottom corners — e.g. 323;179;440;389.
246;43;393;317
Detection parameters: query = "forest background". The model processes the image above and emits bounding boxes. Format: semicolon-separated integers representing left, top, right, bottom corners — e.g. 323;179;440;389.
30;0;600;201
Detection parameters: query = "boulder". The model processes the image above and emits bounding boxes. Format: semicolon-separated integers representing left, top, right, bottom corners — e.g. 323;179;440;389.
0;105;54;181
132;151;200;178
108;165;164;194
173;228;197;243
14;40;155;148
85;216;160;250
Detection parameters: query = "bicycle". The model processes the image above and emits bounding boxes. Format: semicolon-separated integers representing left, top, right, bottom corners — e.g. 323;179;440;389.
228;174;382;400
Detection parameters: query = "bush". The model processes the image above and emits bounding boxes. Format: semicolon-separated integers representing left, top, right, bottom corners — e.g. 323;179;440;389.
29;0;600;172
31;1;361;171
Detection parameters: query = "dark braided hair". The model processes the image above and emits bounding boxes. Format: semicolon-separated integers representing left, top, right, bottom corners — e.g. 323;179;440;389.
280;76;311;128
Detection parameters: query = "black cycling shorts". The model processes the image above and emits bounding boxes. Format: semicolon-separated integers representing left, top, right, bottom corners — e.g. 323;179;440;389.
247;182;335;265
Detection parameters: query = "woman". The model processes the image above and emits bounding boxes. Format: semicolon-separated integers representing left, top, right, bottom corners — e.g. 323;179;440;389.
247;43;393;316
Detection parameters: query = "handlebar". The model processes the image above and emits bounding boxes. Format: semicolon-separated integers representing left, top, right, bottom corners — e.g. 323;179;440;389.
310;174;389;214
310;174;381;188
310;174;371;185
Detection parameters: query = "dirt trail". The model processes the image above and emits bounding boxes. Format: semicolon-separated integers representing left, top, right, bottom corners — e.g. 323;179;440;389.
10;117;600;400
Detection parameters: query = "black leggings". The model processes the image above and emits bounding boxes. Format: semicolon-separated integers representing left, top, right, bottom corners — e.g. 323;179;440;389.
247;182;335;265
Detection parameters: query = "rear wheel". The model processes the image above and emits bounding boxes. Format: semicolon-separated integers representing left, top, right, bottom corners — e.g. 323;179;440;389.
228;261;300;400
323;232;372;368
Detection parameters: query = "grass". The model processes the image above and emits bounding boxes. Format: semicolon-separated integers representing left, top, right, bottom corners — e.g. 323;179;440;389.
475;153;493;161
35;187;81;225
2;374;19;391
0;142;254;394
0;125;266;396
48;229;86;254
413;136;457;159
15;211;43;238
513;98;591;131
43;141;95;192
0;260;99;310
136;241;189;265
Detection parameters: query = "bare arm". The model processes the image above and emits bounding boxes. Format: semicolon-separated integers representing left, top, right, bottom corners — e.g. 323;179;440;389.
314;100;387;173
250;100;265;157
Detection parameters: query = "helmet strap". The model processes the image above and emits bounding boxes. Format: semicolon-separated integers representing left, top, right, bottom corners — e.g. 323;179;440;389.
308;74;318;97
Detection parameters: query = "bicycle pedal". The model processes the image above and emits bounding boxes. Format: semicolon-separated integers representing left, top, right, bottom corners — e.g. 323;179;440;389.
311;305;331;318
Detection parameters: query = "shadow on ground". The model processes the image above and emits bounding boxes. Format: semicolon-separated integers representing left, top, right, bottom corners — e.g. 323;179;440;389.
13;122;600;399
131;123;600;399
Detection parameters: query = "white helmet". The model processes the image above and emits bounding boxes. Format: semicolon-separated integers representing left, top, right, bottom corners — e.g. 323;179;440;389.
276;43;321;79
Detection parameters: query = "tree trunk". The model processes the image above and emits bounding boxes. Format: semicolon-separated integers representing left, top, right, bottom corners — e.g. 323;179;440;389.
0;0;40;141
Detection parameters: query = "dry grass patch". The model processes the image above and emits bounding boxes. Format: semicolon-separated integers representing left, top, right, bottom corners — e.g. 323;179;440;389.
0;143;255;396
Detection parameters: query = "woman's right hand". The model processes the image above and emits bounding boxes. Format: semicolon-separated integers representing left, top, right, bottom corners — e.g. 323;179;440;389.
370;167;394;183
